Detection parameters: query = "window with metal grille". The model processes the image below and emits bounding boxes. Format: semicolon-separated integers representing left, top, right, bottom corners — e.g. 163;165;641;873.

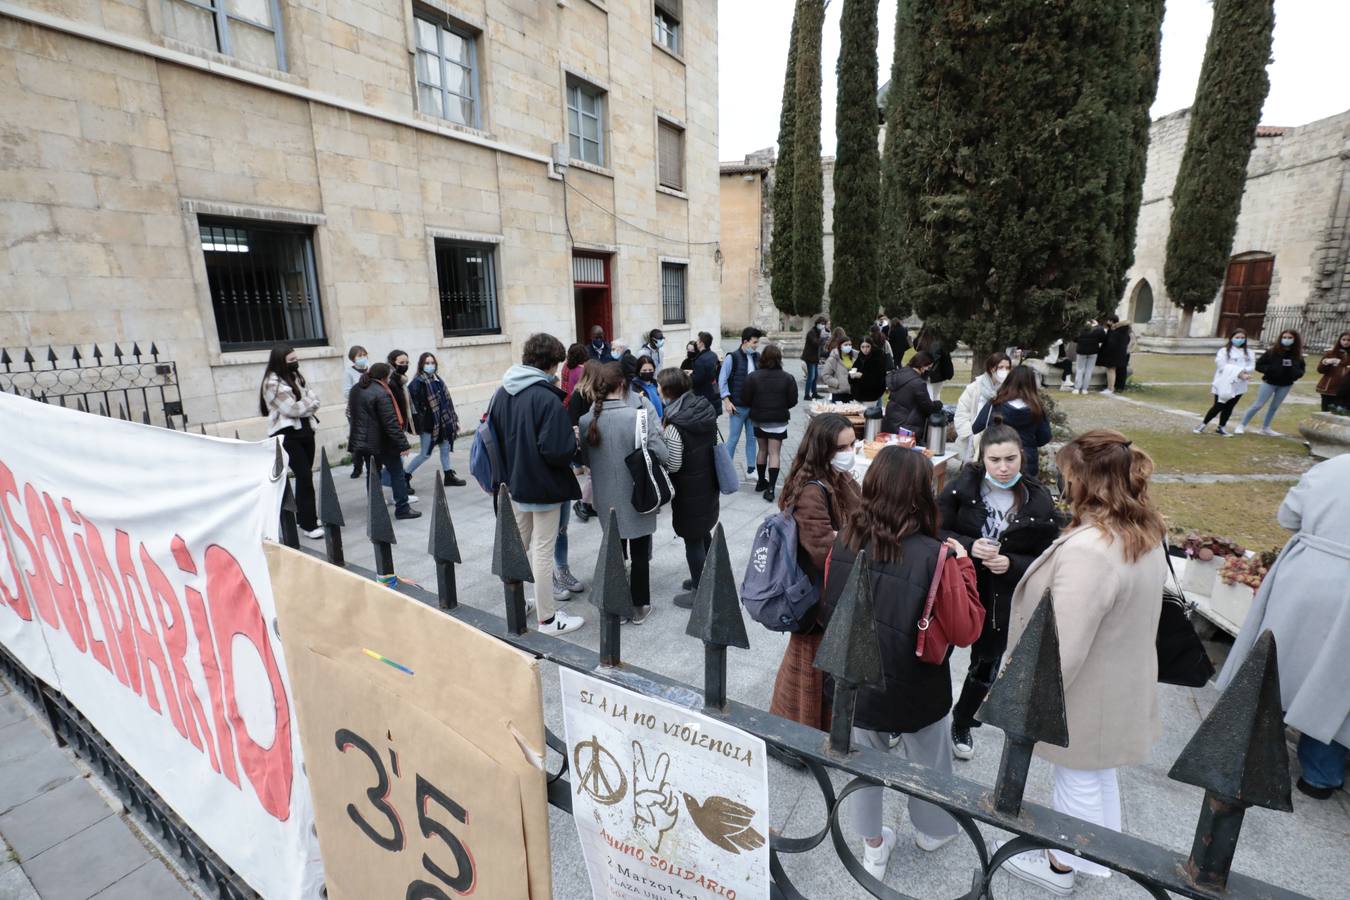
414;13;479;127
199;217;325;351
653;0;680;54
435;240;500;336
661;262;686;325
566;78;606;166
161;0;286;70
657;120;684;191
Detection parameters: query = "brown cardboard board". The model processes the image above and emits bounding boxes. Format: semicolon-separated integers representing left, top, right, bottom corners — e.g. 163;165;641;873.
265;544;550;899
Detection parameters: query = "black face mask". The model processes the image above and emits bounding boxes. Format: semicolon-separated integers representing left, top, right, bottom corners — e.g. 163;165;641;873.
394;363;409;375
639;372;655;383
287;361;300;373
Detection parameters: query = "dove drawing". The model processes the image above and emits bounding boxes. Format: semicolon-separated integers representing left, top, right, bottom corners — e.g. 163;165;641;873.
681;792;766;854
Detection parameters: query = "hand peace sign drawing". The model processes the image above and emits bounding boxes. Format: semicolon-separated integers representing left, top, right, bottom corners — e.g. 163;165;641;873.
631;741;679;852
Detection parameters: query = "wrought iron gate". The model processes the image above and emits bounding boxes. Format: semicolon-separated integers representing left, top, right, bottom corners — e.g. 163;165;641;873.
0;343;186;428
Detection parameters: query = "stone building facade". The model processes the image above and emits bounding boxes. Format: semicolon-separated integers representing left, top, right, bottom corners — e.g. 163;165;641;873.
0;0;719;449
1120;107;1350;347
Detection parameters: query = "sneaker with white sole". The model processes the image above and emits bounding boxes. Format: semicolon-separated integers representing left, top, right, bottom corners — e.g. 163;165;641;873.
1234;424;1246;434
915;830;959;853
952;724;974;760
623;605;652;625
1216;426;1232;437
551;578;572;602
861;826;896;881
302;527;325;540
540;610;584;634
1261;427;1280;436
555;567;586;593
1100;389;1114;395
990;839;1075;896
1193;423;1207;434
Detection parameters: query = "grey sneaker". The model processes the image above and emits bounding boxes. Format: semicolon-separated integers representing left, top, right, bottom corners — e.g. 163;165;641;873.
624;605;652;625
551;577;572;602
555;567;586;593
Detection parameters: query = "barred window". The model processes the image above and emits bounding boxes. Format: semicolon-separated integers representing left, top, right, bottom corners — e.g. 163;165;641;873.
661;262;686;325
200;217;325;351
653;0;680;54
161;0;286;70
657;120;684;191
436;240;500;336
414;14;479;127
567;78;606;166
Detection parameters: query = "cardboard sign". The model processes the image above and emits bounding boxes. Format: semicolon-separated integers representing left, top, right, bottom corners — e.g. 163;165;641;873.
267;544;551;900
560;668;770;900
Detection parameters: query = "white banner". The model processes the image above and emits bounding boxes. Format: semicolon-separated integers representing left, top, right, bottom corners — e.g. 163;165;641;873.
560;669;770;900
0;392;322;900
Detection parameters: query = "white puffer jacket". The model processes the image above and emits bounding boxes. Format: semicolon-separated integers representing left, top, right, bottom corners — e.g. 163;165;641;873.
953;374;998;462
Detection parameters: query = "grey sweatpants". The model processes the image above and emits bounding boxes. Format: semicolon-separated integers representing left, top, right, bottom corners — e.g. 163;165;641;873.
850;716;960;843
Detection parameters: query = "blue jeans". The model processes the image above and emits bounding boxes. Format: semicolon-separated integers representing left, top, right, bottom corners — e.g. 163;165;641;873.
1239;382;1292;430
725;405;755;471
804;363;819;399
554;496;570;570
1298;733;1347;789
405;432;451;475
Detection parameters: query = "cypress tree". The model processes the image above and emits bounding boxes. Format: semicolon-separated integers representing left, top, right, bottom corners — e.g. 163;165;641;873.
1113;0;1165;304
1163;0;1275;323
879;0;916;317
768;4;800;318
789;0;826;319
828;0;882;342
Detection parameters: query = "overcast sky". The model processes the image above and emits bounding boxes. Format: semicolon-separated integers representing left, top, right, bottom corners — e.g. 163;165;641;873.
718;0;1350;162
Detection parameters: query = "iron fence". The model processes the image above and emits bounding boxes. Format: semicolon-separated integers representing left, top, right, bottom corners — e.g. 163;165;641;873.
0;343;186;428
1259;306;1346;351
0;393;1317;900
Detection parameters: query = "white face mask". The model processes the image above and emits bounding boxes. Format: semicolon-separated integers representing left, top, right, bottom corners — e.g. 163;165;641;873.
830;450;855;473
841;344;853;356
994;369;1009;384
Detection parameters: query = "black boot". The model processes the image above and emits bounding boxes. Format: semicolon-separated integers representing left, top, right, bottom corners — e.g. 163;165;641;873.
443;470;466;487
405;472;417;495
754;464;768;493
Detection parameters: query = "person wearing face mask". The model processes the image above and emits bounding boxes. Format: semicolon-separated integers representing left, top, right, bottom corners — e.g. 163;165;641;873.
587;325;611;362
348;362;418;521
881;352;944;439
953;353;1010;462
939;422;1060;762
719;327;764;477
630;356;664;418
690;331;722;411
1194;331;1255;436
260;344;323;538
972;366;1052;475
1097;315;1132;395
849;337;890;404
1236;330;1306;435
611;338;639;380
1072;318;1107;394
680;340;698;373
640;329;666;370
768;414;863;731
1315;331;1350;412
740;343;798;501
383;349;418;498
819;328;855;402
657;369;720;610
343;345;370;479
406;352;466;487
801;316;829;401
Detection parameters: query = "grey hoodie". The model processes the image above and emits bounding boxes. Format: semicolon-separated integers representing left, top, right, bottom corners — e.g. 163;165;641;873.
503;364;554;396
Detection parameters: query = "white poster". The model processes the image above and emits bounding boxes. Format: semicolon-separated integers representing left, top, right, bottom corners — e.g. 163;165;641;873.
560;668;770;900
0;392;323;900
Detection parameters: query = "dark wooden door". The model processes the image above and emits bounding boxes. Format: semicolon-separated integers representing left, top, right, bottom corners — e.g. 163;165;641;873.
572;253;612;344
1218;255;1273;338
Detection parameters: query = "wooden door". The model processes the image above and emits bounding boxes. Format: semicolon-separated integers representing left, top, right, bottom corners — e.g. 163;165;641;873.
1218;255;1273;338
572;253;612;344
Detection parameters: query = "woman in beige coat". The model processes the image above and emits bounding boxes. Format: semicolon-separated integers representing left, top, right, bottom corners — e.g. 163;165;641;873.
997;429;1167;895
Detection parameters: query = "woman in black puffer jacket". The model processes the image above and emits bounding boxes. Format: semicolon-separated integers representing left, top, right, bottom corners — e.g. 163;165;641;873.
347;362;417;519
658;369;721;609
938;421;1060;762
740;344;798;502
882;352;944;439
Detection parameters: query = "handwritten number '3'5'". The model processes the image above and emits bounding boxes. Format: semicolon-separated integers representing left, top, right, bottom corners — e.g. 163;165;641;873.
334;729;477;897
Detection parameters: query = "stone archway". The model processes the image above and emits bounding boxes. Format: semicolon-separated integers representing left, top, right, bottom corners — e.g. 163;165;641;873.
1129;279;1154;325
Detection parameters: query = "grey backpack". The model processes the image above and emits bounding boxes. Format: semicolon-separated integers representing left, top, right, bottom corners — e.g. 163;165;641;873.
740;482;831;632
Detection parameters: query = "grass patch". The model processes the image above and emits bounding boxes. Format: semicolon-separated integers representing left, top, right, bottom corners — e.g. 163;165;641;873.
1124;427;1311;475
1127;352;1323;385
1124;383;1318;436
1153;481;1294;552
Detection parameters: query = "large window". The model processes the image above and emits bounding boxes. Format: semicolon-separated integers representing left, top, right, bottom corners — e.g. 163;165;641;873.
414;13;479;127
200;217;324;351
566;78;606;166
161;0;286;70
435;240;500;336
661;262;686;325
653;0;681;54
657;119;684;191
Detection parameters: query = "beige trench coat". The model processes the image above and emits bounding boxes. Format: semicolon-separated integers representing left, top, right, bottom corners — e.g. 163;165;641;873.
1005;524;1166;770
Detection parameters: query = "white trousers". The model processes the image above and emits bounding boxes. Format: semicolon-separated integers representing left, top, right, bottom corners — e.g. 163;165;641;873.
1050;765;1121;877
926;380;947;401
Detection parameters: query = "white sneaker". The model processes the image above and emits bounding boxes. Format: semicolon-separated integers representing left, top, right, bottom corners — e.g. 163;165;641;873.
861;826;896;881
1261;427;1280;437
1001;846;1076;896
1193;424;1207;434
1234;424;1246;434
915;830;959;852
302;527;324;540
1101;389;1114;395
540;610;584;634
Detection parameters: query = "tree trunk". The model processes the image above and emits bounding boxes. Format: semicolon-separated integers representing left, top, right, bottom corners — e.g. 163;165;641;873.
1178;306;1195;338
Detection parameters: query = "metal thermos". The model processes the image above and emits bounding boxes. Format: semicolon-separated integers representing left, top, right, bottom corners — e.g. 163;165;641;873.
926;410;947;455
863;407;883;442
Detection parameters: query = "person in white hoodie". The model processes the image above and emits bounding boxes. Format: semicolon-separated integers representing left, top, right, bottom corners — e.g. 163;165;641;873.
1194;330;1256;436
954;352;1011;462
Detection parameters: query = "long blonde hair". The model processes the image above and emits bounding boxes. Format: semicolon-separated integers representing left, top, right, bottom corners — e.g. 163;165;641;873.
1056;429;1166;562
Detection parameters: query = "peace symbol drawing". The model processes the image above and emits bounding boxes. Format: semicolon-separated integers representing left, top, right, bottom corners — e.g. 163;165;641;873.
573;735;627;806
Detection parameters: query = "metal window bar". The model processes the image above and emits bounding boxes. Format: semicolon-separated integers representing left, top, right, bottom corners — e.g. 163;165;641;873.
661;262;686;324
435;240;500;336
657;120;684;191
200;217;325;352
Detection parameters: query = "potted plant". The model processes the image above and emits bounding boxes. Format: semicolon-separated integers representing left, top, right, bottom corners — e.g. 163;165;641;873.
1174;533;1245;596
1210;550;1277;627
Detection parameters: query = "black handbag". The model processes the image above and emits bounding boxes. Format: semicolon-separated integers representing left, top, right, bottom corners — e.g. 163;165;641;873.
1157;549;1216;687
626;408;673;514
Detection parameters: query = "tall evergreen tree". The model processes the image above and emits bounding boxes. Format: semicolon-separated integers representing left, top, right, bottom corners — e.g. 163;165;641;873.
828;0;882;342
1113;0;1165;304
879;0;916;315
886;0;1136;359
768;4;801;317
789;0;827;318
1163;0;1275;326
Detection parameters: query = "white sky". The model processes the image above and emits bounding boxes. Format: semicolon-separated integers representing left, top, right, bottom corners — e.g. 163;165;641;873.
718;0;1350;162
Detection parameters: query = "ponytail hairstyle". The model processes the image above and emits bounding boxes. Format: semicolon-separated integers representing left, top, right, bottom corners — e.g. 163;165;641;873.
844;446;938;563
991;365;1045;422
586;362;627;447
357;361;391;391
1055;429;1166;562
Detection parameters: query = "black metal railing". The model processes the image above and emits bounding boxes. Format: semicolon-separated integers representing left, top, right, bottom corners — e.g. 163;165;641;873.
1259;306;1345;351
0;393;1316;900
0;343;186;428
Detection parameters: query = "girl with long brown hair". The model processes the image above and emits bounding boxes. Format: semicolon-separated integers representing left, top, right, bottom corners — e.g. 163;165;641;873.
819;328;856;402
995;429;1167;894
972;366;1051;475
1237;328;1306;435
566;360;606;521
1195;329;1256;435
1315;331;1350;412
260;344;322;538
818;447;980;877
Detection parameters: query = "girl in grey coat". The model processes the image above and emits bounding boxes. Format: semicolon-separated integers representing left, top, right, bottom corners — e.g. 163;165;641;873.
578;363;669;623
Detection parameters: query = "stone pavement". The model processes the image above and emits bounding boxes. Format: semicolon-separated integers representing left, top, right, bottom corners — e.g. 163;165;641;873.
0;682;196;900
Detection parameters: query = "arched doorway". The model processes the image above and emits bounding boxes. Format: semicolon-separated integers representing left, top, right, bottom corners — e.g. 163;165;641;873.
1129;279;1154;325
1218;252;1274;338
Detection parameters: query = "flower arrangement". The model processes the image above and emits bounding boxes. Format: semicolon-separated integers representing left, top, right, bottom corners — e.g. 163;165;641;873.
1218;550;1279;589
1176;533;1245;562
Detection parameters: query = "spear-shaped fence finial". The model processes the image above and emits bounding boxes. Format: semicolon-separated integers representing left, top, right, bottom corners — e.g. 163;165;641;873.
813;549;884;754
317;448;345;567
685;524;748;709
427;477;461;610
589;508;634;666
491;485;533;635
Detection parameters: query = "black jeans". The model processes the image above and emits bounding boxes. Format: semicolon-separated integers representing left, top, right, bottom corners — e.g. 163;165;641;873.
1323;394;1340;412
684;531;712;588
952;652;1002;730
1202;394;1240;427
281;427;318;531
622;535;653;608
372;451;411;514
1114;354;1130;392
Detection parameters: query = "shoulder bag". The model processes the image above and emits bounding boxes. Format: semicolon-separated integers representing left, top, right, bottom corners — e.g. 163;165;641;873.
626;408;673;514
1157;548;1216;687
712;428;741;495
915;544;985;664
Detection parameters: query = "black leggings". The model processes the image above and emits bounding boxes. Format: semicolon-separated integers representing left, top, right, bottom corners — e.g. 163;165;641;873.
1202;395;1239;427
953;651;1001;730
622;535;653;608
1323;394;1341;412
684;531;712;588
281;427;317;530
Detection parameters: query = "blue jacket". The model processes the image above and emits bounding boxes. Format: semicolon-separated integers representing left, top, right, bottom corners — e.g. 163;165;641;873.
486;365;581;504
972;400;1052;476
631;378;664;418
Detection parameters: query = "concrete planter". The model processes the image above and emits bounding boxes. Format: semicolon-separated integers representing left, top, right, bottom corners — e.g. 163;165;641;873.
1209;578;1257;632
1180;556;1220;596
1299;412;1350;459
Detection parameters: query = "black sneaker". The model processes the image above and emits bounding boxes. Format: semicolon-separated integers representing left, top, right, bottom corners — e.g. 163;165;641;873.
573;501;593;522
395;508;422;520
1297;777;1340;800
405;472;417;495
952;724;974;760
681;578;694;591
673;591;695;609
754;477;769;492
349;467;363;479
763;488;775;503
